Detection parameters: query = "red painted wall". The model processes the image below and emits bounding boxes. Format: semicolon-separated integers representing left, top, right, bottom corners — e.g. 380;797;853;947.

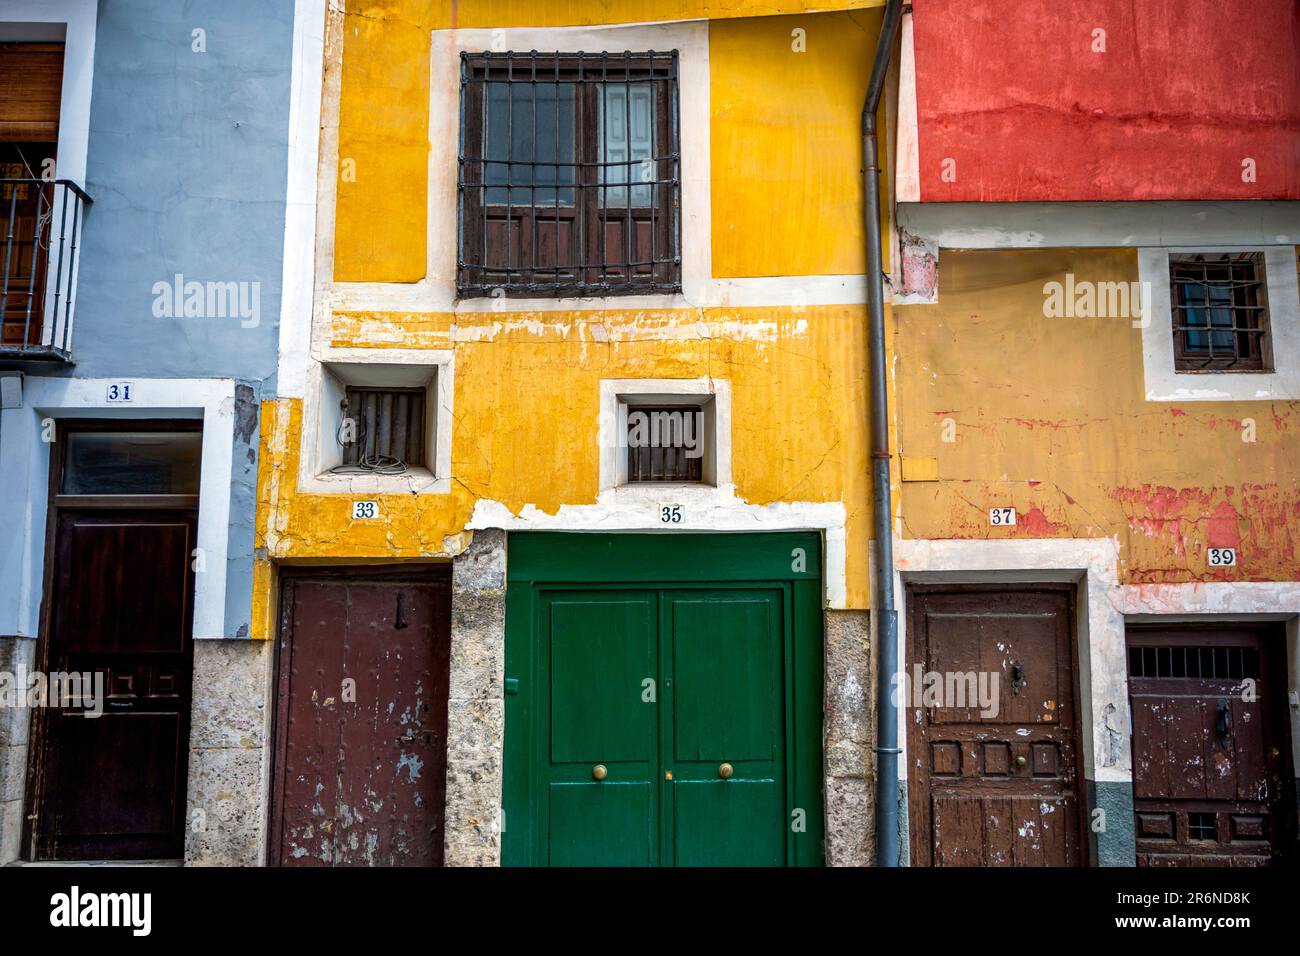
911;0;1300;202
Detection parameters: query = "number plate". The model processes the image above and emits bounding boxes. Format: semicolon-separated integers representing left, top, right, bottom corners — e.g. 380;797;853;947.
105;383;134;403
1207;547;1237;567
660;504;682;524
989;507;1016;526
352;500;379;520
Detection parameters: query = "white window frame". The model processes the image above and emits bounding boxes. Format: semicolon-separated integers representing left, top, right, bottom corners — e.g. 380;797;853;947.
599;377;731;493
300;349;453;495
1137;246;1297;402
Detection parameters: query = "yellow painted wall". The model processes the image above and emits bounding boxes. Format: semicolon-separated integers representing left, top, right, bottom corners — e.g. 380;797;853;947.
709;10;885;278
894;247;1300;584
252;305;876;638
333;4;890;282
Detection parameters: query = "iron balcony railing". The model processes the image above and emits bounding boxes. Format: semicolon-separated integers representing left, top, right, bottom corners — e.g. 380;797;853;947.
0;178;93;363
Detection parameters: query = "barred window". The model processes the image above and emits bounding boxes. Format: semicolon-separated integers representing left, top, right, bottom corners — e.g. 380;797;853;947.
1170;253;1272;372
341;386;425;469
458;51;681;298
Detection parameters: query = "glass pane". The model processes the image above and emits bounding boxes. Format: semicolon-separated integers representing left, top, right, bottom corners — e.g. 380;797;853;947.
62;431;202;495
600;84;655;207
484;81;576;205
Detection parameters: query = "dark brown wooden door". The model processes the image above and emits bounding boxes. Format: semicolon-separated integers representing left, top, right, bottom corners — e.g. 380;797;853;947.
1128;625;1295;866
35;509;196;860
272;569;452;866
907;586;1084;866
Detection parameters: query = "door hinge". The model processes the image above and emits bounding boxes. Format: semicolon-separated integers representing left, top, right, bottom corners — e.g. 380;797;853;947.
504;677;520;696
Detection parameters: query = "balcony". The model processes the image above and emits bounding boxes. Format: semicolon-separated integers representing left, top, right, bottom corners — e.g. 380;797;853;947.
0;178;92;367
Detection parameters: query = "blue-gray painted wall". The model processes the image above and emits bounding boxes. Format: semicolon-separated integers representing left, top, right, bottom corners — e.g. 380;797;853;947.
70;0;295;637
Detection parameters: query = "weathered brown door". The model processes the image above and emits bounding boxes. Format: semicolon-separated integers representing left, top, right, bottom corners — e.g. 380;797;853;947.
907;585;1084;866
272;568;451;866
1127;625;1295;866
34;510;197;859
29;423;201;861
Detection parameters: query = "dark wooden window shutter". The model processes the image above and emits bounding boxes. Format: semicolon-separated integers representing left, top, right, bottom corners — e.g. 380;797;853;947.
0;43;65;143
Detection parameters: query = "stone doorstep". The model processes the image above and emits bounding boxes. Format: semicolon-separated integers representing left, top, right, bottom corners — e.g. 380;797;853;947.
6;859;184;867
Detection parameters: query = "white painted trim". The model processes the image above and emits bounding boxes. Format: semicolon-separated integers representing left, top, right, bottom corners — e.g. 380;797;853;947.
2;1;97;352
1137;246;1300;401
898;201;1300;251
894;537;1126;783
893;11;920;204
298;349;454;495
0;0;96;187
598;377;731;491
0;377;237;642
318;20;873;315
894;536;1300;788
469;495;849;610
275;0;328;400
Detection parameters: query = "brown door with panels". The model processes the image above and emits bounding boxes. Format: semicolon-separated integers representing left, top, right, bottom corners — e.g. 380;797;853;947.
28;422;201;860
272;567;452;866
907;585;1085;866
1127;625;1295;866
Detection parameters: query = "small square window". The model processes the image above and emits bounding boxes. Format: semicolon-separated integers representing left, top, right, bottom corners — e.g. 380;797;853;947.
1187;812;1218;842
341;385;426;469
1170;253;1272;372
625;404;704;482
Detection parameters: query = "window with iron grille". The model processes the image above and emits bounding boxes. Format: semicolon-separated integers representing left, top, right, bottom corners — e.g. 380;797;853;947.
341;386;425;469
1127;645;1259;681
1170;253;1272;372
626;404;703;482
457;51;681;298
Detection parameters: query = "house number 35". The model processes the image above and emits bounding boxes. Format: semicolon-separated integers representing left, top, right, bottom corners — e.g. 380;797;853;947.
660;505;682;524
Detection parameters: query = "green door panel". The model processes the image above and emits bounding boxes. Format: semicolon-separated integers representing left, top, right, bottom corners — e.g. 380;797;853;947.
549;782;654;866
503;533;824;867
672;780;785;867
549;595;655;763
670;594;779;762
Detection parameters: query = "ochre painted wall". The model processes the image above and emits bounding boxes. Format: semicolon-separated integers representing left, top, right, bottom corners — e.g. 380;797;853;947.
252;305;876;638
910;0;1300;201
709;10;883;278
895;248;1300;584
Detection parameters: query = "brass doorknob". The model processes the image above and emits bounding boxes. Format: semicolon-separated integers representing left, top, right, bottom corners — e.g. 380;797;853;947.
1015;755;1027;768
592;764;608;781
719;762;734;779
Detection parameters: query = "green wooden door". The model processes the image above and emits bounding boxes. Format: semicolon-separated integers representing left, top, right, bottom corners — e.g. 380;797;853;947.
664;590;787;866
504;533;823;867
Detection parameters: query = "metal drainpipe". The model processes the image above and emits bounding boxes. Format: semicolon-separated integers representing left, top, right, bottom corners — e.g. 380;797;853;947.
861;0;905;867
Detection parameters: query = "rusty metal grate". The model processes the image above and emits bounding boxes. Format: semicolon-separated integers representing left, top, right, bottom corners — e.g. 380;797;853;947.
342;386;425;469
626;404;703;482
1170;253;1271;371
457;50;681;298
1128;645;1258;680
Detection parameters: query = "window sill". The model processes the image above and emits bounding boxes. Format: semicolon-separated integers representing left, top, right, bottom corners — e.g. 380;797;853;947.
307;466;448;496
